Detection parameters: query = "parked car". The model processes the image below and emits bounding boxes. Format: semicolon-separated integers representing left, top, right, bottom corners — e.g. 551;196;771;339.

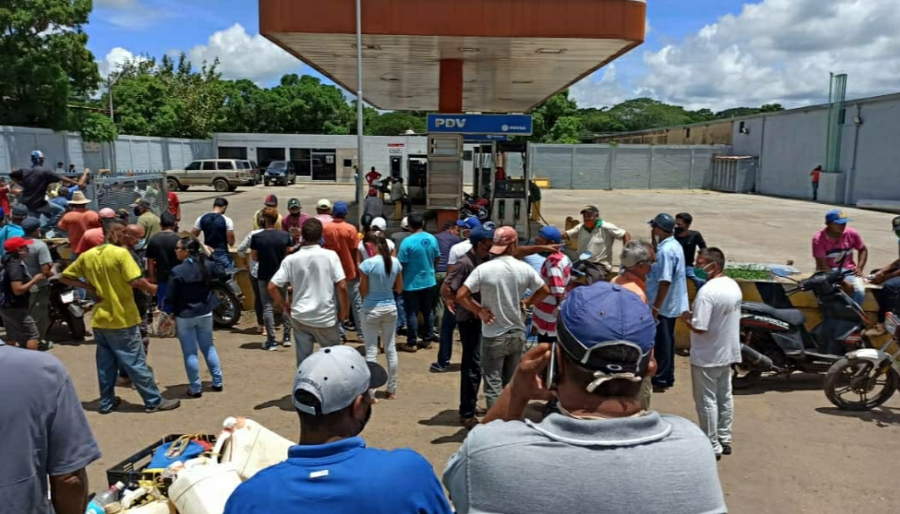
264;161;296;186
238;160;258;185
249;160;262;185
165;159;251;192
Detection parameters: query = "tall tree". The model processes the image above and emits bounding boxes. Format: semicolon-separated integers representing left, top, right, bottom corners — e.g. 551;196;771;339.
366;111;426;136
0;0;101;130
531;91;578;142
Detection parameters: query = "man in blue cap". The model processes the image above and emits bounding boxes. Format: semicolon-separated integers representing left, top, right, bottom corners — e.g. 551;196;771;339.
531;226;572;344
225;345;452;514
443;282;726;514
447;217;483;272
440;226;494;429
646;212;689;393
812;208;867;306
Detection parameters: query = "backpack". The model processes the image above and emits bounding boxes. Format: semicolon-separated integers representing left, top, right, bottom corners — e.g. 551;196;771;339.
0;264;9;308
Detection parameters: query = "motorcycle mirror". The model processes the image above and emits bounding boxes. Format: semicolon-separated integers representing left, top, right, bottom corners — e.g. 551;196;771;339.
579;251;593;261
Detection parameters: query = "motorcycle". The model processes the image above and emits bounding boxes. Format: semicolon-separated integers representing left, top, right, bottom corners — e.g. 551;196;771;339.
47;267;92;340
823;311;900;411
212;268;244;329
460;192;490;222
734;259;873;389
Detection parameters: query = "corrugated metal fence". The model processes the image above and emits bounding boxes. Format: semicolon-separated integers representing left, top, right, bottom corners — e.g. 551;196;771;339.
0;126;214;173
520;144;730;190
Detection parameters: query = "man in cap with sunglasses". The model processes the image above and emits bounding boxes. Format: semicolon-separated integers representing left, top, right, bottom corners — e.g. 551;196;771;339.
225;345;452;514
443;282;726;514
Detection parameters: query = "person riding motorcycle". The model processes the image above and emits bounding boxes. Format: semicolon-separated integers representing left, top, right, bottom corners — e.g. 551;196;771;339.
864;216;900;336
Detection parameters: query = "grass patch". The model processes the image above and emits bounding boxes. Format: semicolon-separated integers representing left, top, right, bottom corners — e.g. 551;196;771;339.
724;267;773;281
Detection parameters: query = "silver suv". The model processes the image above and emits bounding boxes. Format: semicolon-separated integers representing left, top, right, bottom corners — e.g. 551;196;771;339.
165;159;252;193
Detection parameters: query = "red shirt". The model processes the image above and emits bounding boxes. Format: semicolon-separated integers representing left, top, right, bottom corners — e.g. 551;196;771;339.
810;169;821;183
0;186;9;216
76;227;106;254
282;213;310;242
365;171;381;185
168;191;180;218
323;219;360;280
58;210;100;250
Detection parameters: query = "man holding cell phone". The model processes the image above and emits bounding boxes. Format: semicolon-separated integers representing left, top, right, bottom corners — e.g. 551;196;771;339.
444;282;726;514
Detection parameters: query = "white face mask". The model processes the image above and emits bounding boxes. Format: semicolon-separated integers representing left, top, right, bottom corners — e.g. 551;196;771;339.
653;234;660;246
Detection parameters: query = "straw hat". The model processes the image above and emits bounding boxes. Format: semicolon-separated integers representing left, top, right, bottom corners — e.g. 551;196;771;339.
69;190;91;205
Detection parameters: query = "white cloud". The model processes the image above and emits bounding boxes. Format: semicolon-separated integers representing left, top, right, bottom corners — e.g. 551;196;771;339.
98;47;146;79
636;0;900;111
570;64;631;109
94;0;162;29
187;24;302;83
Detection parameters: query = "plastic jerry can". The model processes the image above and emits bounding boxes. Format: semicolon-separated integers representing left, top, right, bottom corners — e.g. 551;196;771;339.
168;462;241;514
217;417;294;480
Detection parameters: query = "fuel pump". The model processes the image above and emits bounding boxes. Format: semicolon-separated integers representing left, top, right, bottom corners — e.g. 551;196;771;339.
489;141;530;239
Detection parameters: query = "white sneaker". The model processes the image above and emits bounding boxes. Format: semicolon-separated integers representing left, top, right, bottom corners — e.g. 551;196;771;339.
283;340;292;348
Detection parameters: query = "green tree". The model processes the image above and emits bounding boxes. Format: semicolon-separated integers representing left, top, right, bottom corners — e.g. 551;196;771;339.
546;116;583;144
366;111;426;136
606;98;692;131
0;0;101;129
531;91;578;142
268;74;353;134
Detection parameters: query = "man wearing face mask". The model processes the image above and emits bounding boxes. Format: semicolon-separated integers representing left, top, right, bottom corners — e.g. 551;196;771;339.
674;213;707;290
132;198;161;246
563;205;631;273
681;248;743;460
646;213;689;393
224;345;453;514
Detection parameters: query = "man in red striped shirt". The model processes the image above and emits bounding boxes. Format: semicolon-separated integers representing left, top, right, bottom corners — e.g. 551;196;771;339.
532;226;572;344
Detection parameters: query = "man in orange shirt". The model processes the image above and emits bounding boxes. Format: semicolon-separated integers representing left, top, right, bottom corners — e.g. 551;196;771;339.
611;238;656;409
810;165;822;202
76;208;116;255
57;191;98;258
323;200;362;340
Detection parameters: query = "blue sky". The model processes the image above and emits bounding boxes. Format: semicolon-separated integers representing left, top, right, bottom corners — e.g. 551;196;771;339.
88;0;900;111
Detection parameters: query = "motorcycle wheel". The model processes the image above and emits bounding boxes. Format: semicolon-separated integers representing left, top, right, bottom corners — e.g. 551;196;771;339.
212;285;242;329
824;357;899;411
732;365;761;390
460;207;474;219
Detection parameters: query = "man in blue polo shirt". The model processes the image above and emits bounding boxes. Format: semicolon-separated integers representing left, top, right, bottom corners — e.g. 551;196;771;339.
225;345;452;514
646;213;689;392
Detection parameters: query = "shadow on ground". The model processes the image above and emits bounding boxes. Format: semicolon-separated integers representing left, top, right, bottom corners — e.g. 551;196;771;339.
733;373;825;396
815;406;900;427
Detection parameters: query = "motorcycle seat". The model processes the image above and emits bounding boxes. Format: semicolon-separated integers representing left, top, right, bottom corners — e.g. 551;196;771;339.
742;302;807;326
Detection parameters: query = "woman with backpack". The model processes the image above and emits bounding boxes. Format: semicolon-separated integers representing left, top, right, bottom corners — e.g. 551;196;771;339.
358;231;403;399
165;237;227;398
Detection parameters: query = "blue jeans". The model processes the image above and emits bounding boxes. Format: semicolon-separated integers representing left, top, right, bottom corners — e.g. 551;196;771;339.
31;201;65;231
835;269;866;307
337;278;363;338
436;307;457;367
212;250;234;271
652;315;677;389
403;286;436;347
95;326;162;412
156;281;168;310
176;315;223;394
875;276;900;323
395;292;407;330
685;266;707;291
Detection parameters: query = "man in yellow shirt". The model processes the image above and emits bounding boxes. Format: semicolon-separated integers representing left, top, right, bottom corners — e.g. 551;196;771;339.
61;218;180;414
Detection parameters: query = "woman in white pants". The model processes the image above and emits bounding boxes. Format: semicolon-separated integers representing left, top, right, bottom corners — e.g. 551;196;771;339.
358;231;402;399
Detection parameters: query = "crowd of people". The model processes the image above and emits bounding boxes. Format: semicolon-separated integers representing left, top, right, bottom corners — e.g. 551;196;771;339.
7;151;900;513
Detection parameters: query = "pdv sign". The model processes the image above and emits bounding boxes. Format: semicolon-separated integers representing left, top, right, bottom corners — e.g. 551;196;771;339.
427;114;533;136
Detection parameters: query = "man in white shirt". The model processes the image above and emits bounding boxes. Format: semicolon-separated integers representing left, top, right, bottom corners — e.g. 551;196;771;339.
563;205;631;272
681;247;743;460
269;218;349;367
457;227;550;408
447;217;481;272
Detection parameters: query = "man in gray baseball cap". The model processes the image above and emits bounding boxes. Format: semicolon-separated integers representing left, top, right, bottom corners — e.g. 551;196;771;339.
225;345;453;514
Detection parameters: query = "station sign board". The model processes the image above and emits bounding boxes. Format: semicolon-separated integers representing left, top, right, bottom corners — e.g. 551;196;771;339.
427;114;533;136
463;134;510;142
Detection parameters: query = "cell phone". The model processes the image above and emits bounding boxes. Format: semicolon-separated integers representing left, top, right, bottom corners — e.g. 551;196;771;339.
543;342;558;390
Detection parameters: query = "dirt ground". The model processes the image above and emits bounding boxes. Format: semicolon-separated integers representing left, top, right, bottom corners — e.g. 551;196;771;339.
41;184;900;513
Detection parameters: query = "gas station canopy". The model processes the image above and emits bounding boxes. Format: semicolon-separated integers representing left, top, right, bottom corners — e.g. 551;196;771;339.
260;0;646;112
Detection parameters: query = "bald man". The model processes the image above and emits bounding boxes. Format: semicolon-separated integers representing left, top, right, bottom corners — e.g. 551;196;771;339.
117;224;151;386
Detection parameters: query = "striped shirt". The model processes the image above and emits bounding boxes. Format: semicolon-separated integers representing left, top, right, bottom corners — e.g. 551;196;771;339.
532;252;573;337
